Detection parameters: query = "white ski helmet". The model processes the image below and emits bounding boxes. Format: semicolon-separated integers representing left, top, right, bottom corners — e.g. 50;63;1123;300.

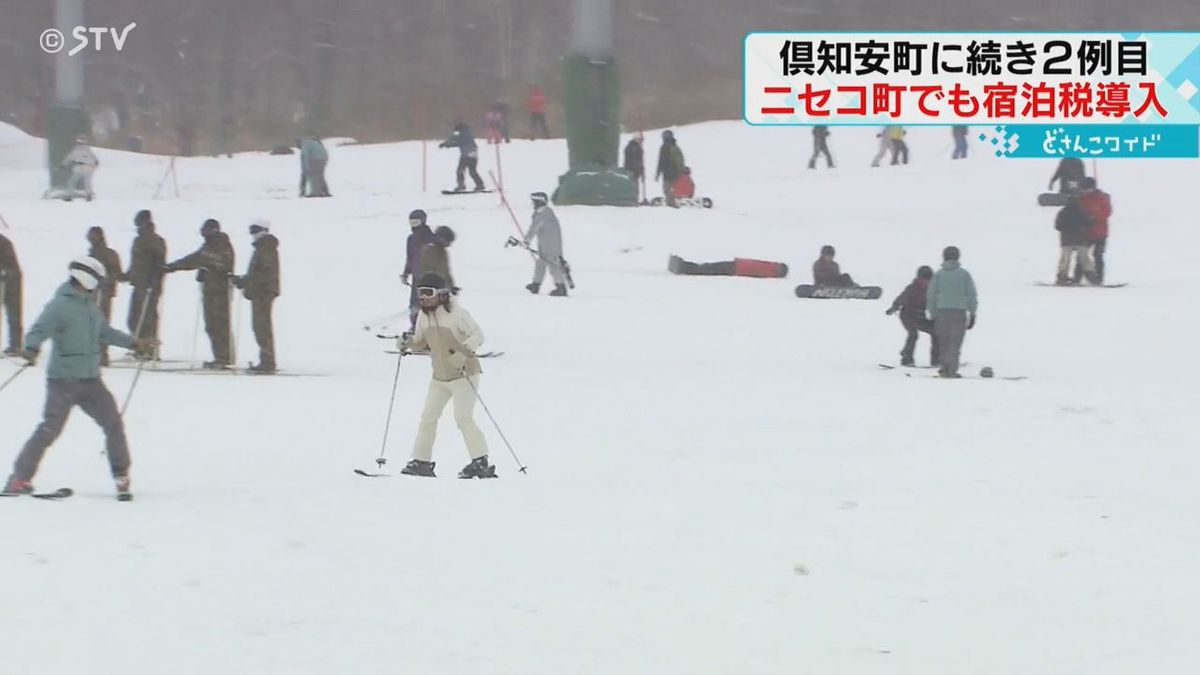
68;256;106;291
530;191;549;207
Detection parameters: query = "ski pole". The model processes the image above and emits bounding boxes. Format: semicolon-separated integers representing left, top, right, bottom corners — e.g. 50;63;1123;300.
0;362;28;395
462;374;527;474
490;170;527;239
374;349;406;469
0;278;5;350
189;292;201;364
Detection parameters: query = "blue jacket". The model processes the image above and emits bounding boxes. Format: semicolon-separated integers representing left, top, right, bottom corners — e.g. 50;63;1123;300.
439;128;478;157
926;261;978;316
300;138;328;165
25;282;135;379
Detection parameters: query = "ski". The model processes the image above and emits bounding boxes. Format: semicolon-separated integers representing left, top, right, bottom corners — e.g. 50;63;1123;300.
354;469;391;478
384;350;504;358
1;487;74;500
441;189;494;195
1034;282;1127;288
879;362;967;371
648;196;713;208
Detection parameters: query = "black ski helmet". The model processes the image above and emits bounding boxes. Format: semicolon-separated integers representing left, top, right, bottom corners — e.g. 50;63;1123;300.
417;271;448;290
201;218;221;235
820;244;836;257
943;246;961;261
434;225;456;245
408;209;427;227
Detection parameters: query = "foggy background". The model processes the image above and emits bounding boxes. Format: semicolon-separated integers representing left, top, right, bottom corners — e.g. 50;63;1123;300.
1;0;1197;154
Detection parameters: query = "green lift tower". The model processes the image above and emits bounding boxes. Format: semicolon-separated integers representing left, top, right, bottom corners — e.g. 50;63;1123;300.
553;0;637;206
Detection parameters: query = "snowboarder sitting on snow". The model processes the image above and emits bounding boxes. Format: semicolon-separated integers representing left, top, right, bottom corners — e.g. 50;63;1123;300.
4;256;156;500
671;167;696;199
886;265;938;367
62;137;99;201
1049;157;1086;194
812;245;856;287
438;122;486;192
1054;195;1099;285
524;192;569;297
398;272;496;480
667;255;788;278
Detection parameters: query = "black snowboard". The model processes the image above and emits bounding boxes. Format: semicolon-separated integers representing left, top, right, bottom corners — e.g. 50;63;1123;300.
795;284;882;300
442;189;494;195
1034;281;1128;288
1037;192;1073;207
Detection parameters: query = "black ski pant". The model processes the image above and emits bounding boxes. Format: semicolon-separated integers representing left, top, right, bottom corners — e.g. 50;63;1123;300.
202;289;232;365
13;378;131;481
1;272;21;351
808;138;833;168
251;297;275;369
900;315;939;365
127;284;162;343
530;113;549;139
890;139;909;164
677;260;735;276
456;156;484;191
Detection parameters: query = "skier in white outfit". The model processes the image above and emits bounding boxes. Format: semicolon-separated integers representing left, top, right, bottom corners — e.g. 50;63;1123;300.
398;271;496;480
62;139;99;201
523;191;569;297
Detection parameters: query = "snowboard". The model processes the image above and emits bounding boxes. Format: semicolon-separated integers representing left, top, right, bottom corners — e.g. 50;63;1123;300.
795;284;882;300
1037;192;1076;207
905;372;1027;381
1;487;74;500
384;350;504;358
649;196;713;209
442;189;494;195
1034;281;1128;288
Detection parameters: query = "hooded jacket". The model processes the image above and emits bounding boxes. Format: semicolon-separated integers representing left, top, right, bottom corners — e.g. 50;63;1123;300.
25;282;135;379
926;261;978;315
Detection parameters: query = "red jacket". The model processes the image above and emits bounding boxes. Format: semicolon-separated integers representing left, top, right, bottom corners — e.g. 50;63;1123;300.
1079;189;1111;240
671;172;695;198
527;89;547;114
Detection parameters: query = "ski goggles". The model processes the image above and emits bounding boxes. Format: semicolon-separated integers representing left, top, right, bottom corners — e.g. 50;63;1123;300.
416;286;448;299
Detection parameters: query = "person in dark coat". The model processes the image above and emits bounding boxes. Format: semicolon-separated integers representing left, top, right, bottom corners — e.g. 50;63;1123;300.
1054;197;1098;285
124;210;167;351
623;132;645;199
437;122;485;192
403;209;438;331
808;126;834;168
233;220;280;373
418;226;456;292
951;126;969;159
812;245;856;287
655;130;685;207
1075;177;1113;283
887;265;938;367
1049;157;1086;193
165;219;236;368
0;233;22;355
86;226;124;366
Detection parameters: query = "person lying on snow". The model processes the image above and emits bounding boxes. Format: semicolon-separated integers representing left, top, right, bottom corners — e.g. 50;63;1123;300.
667;255;788;278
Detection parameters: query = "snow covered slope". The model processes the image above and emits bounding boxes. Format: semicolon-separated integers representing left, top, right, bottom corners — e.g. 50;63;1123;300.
0;121;1197;675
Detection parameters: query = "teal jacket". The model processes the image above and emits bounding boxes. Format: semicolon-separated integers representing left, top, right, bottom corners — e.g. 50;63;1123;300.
926;261;978;315
300;138;328;165
25;283;135;379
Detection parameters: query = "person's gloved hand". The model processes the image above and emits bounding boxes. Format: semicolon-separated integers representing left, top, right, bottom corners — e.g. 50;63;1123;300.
968;314;977;330
400;274;410;286
447;348;470;373
133;337;159;357
885;307;897;316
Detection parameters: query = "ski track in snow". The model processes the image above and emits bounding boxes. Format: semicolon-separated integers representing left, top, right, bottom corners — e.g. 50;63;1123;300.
0;121;1197;675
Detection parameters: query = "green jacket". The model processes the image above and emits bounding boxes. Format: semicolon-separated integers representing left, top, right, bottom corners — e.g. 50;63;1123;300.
25;283;135;379
926;261;978;315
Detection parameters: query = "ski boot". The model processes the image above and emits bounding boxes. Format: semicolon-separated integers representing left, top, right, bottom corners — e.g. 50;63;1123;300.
549;284;568;297
2;475;33;495
900;357;916;367
202;360;231;370
667;255;684;275
458;456;497;479
247;363;276;375
400;459;437;478
3;346;21;357
525;282;540;295
114;475;133;502
473;184;487;192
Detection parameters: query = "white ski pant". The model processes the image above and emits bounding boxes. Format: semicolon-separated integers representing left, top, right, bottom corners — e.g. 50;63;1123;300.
68;168;94;197
411;375;488;461
1057;246;1095;277
533;257;567;286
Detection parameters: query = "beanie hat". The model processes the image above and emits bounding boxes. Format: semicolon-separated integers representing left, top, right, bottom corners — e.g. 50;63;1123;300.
68;256;106;291
917;265;934;280
249;219;270;240
416;272;448;290
434;225;456;245
201;218;221;235
820;245;836;256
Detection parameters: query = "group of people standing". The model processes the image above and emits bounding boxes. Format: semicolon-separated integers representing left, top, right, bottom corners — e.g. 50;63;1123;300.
622;129;690;206
804;125;971;170
1048;158;1113;285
